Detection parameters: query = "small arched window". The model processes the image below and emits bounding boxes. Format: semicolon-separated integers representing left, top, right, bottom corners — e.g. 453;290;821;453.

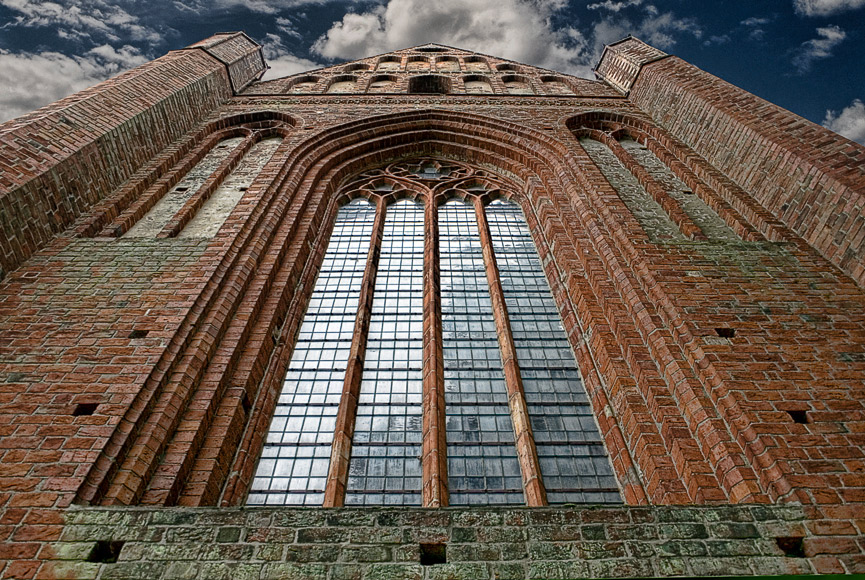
367;75;398;93
435;57;460;72
408;75;451;94
541;75;575;95
327;76;358;93
503;75;534;95
406;56;429;71
464;57;490;72
377;57;401;71
286;76;319;94
463;75;493;94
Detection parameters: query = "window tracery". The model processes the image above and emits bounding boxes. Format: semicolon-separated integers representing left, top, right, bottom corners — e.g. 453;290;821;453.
248;159;621;507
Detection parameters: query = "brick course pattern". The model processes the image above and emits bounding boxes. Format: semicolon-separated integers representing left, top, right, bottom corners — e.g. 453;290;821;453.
1;35;865;579
44;505;854;578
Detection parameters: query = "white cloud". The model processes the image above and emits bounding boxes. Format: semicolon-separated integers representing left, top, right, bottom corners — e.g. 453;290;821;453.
260;32;321;80
792;25;846;72
312;0;699;78
741;16;771;26
313;0;592;75
793;0;865;16
212;0;329;13
588;9;700;61
741;15;772;40
0;0;162;43
587;0;643;12
823;99;865;144
0;47;144;122
86;44;148;68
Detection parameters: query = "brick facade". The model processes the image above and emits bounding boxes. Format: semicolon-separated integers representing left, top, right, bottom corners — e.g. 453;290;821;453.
0;36;864;578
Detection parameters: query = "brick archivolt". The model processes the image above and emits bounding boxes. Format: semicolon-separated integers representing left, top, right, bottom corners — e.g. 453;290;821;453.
77;109;779;509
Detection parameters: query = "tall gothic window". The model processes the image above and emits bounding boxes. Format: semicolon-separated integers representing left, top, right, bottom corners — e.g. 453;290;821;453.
247;160;621;507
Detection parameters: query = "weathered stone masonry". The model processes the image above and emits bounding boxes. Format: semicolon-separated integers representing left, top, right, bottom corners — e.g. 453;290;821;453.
0;35;864;579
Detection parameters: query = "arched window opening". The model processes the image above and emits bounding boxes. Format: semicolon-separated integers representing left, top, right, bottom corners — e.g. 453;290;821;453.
463;76;493;94
464;57;490;72
178;136;283;238
440;199;523;505
327;76;358;93
407;57;430;72
247;160;622;507
408;75;451;94
345;199;425;506
367;75;398;93
377;57;401;71
503;75;534;95
485;199;619;503
435;57;460;72
248;198;377;506
541;76;575;95
124;136;245;237
286;76;319;94
343;63;369;72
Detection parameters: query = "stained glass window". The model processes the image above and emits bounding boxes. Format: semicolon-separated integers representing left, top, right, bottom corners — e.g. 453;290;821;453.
248;163;622;507
345;200;424;505
440;200;523;505
486;199;620;503
247;198;376;506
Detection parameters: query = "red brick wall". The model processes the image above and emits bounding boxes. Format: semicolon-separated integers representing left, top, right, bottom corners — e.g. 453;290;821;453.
1;39;865;577
626;55;865;286
0;48;235;281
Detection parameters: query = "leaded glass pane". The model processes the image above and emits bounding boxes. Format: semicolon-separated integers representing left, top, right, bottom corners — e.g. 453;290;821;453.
486;199;621;504
439;199;522;505
346;199;424;506
247;198;376;506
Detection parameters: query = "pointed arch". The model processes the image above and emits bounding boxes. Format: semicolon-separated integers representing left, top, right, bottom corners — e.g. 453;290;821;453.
77;109;782;510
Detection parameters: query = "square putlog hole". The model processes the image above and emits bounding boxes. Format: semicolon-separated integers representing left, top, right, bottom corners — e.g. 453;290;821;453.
786;409;809;424
87;540;125;563
128;329;149;339
420;543;447;566
715;328;736;338
775;536;805;558
73;403;99;416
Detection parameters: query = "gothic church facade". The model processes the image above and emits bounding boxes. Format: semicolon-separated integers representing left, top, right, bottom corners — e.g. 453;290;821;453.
0;32;864;578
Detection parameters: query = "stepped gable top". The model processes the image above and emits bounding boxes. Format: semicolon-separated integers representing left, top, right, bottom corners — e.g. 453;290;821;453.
243;43;620;98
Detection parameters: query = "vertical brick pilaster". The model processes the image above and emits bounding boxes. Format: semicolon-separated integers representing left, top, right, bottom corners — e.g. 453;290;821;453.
324;198;387;507
422;194;449;507
157;133;256;238
473;196;547;506
594;131;707;241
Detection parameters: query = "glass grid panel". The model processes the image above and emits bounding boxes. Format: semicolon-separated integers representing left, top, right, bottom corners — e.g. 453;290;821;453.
247;199;376;506
439;200;523;505
486;199;621;504
347;200;424;505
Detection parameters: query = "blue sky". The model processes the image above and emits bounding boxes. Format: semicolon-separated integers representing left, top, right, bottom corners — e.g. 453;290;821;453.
0;0;863;143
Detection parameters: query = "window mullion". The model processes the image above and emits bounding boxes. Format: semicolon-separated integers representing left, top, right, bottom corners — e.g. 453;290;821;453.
323;197;387;507
422;195;449;507
473;196;547;506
